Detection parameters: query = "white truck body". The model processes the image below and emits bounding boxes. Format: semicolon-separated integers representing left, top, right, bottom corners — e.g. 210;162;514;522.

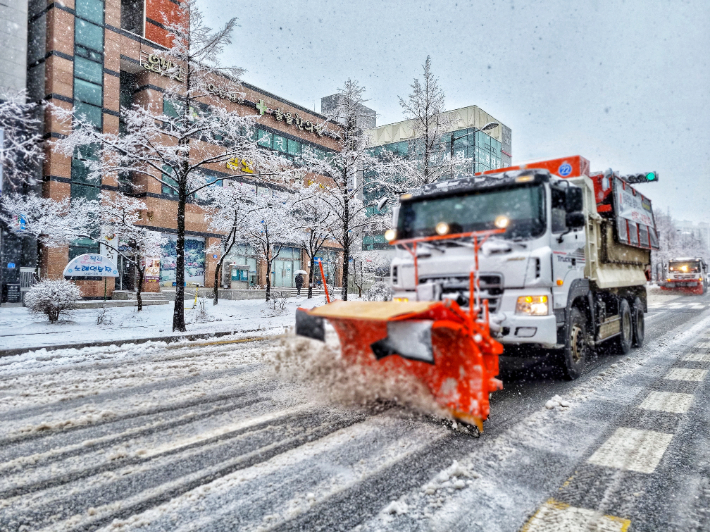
389;167;652;356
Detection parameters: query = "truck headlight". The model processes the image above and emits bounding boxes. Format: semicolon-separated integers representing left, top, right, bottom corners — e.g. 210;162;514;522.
515;295;549;316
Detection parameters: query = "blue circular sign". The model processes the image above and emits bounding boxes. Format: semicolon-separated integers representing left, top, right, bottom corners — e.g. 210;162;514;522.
558;162;572;177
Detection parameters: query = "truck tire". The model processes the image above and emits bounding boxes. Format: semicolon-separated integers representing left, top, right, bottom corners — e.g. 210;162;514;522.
613;299;633;355
632;297;644;348
560;307;587;380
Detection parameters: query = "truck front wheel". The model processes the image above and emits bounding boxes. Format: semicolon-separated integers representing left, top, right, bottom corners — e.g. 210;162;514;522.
559;307;587;380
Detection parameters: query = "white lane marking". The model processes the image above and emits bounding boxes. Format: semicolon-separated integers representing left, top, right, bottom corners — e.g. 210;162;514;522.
683;352;710;362
638;391;694;413
664;368;708;382
693;341;710;348
587;427;674;474
688;303;707;309
667;303;688;309
522;500;630;532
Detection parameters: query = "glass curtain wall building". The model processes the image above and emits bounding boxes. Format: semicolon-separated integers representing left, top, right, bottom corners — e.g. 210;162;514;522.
362;105;511;251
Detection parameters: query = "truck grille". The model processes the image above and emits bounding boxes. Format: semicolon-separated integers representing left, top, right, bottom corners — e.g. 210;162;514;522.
418;273;504;313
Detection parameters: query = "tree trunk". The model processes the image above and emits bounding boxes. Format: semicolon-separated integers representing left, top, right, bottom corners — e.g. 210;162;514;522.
136;263;144;312
341;193;350;301
265;258;272;301
213;261;222;305
308;256;315;299
173;182;187;332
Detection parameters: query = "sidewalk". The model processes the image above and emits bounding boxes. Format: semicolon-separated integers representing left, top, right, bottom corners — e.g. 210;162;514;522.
0;295;328;356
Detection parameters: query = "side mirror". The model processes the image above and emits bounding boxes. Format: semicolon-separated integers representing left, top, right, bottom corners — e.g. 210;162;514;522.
565;212;586;229
391;205;400;227
565;187;584;213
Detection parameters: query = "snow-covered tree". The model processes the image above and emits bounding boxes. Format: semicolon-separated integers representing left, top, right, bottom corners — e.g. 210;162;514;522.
25;279;82;323
0;91;43;189
291;181;335;299
50;0;287;331
202;180;259;305
300;79;394;301
351;249;391;298
396;56;468;188
0;192;164;311
243;187;297;301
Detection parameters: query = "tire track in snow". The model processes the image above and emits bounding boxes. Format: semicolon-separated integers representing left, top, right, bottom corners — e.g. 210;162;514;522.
0;381;271;448
0;353;266;418
1;408;378;532
0;396;273;497
106;412;450;532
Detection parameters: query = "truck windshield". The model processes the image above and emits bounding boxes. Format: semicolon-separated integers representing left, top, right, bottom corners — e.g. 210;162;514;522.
669;261;701;273
397;184;545;240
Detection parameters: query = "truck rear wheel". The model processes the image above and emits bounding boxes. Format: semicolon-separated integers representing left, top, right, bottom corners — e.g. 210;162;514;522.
560;307;587;380
632;297;644;348
612;299;633;354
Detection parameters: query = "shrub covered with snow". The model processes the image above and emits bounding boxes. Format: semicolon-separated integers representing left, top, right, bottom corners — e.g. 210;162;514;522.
24;279;81;323
364;281;393;302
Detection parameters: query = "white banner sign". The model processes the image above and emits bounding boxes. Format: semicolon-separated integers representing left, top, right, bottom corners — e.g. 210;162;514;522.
615;178;654;226
63;254;119;277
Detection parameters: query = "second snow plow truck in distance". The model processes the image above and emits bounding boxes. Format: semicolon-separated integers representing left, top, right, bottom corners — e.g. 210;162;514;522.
295;155;658;430
661;257;708;295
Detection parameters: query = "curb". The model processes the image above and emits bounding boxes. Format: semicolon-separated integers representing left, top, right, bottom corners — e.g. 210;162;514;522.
0;327;286;359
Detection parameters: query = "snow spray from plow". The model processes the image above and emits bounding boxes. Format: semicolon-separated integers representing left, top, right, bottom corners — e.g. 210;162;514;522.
295;231;504;431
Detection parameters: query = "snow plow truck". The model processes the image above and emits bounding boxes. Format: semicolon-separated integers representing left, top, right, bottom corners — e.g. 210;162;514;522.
661;257;708;295
295;155;658;431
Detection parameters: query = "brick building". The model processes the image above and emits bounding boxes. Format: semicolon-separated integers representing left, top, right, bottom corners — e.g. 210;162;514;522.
25;0;342;298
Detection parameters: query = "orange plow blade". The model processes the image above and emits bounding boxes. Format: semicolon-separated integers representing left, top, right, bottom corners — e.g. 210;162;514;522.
296;300;503;431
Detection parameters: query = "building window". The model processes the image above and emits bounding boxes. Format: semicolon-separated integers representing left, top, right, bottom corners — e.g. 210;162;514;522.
75;56;103;84
76;0;104;24
119;72;136;136
73;3;104;132
74;78;103;107
162;165;179;196
121;0;145;36
75;19;104;52
70;238;100;260
287;138;301;157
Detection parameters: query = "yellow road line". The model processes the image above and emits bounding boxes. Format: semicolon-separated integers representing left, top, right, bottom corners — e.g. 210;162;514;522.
521;499;630;532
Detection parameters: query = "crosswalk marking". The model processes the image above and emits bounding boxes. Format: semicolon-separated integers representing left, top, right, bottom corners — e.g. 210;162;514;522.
693;341;710;348
521;499;631;532
683;352;710;362
587;428;674;474
664;368;708;382
638;391;694;413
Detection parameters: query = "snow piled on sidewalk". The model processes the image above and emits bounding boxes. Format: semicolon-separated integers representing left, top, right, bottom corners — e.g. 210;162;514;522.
0;295;327;351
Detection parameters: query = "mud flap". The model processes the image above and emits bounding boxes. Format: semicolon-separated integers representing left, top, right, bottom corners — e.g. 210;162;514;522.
295;308;325;342
370;320;434;363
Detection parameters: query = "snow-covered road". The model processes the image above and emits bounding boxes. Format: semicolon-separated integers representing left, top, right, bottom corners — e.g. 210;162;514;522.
1;291;709;531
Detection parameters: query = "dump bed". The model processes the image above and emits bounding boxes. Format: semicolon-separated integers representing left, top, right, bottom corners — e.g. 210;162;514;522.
481;155;657;290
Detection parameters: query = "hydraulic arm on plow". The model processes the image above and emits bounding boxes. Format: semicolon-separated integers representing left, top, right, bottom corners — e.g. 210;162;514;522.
295;230;504;431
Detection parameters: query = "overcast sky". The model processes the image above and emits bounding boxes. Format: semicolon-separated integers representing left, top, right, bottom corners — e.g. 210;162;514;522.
201;0;710;223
